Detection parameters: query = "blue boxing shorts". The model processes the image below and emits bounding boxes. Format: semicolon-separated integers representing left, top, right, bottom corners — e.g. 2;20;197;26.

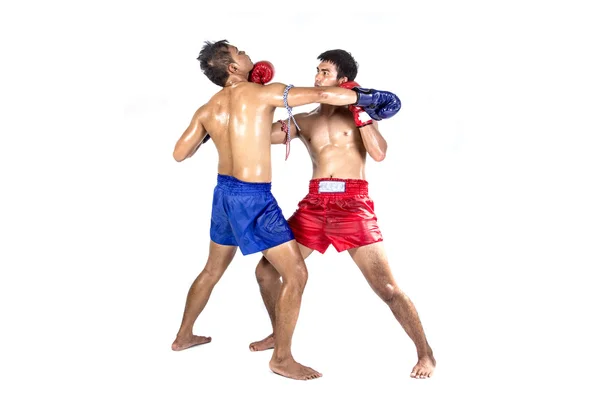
210;174;295;255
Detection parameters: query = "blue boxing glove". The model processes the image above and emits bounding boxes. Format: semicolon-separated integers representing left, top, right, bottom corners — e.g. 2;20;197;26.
352;87;401;121
202;133;211;144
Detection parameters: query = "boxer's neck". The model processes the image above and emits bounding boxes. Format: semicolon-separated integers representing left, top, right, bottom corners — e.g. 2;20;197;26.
225;74;248;86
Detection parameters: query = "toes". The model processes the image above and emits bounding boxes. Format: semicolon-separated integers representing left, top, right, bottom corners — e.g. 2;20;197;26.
411;363;435;379
309;369;322;378
249;341;260;351
410;366;420;377
197;336;211;345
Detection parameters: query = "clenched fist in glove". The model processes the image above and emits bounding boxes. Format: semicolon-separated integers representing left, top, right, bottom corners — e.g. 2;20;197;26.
342;82;401;121
340;81;374;127
249;61;275;84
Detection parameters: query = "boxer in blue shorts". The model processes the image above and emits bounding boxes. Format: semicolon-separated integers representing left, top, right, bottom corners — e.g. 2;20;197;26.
210;174;294;255
169;40;401;381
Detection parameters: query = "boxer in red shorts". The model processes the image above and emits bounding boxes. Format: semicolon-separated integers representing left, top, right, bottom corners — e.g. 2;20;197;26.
249;50;436;379
288;178;382;253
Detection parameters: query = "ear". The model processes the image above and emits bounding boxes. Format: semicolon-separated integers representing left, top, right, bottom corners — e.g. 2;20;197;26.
227;63;239;74
338;76;349;85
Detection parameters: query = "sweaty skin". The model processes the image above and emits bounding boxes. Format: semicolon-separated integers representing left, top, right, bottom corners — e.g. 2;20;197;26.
173;54;358;183
171;46;361;381
249;60;436;379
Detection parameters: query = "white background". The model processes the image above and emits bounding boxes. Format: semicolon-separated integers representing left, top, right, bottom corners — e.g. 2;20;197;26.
1;1;599;399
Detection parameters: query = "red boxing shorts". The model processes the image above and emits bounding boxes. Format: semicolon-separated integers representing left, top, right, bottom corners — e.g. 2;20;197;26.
287;178;383;253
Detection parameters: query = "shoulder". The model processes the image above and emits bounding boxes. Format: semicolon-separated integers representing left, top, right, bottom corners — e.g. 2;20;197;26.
257;82;286;96
193;103;211;121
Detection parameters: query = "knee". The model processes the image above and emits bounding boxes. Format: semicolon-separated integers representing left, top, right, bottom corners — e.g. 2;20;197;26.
281;262;308;290
291;262;309;289
255;257;279;283
377;283;401;305
200;263;223;284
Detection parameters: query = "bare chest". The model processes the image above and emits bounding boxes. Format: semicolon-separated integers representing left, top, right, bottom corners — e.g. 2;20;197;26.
301;113;362;152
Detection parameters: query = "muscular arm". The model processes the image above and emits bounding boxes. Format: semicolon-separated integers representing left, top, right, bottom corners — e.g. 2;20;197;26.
270;113;307;144
173;107;209;162
359;121;388;162
261;83;358;108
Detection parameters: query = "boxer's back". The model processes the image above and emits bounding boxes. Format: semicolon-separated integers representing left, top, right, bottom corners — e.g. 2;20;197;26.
203;82;276;183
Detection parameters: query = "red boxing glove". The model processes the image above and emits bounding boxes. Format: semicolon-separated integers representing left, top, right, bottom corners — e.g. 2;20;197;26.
339;81;373;127
249;61;275;84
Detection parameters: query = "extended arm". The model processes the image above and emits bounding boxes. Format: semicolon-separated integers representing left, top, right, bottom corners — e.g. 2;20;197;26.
261;83;358;108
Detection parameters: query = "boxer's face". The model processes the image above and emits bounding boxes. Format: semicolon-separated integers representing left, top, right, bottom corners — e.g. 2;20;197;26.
314;61;348;87
228;45;254;74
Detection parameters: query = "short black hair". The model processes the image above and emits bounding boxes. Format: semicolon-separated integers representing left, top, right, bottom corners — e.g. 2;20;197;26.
317;49;358;81
197;40;234;87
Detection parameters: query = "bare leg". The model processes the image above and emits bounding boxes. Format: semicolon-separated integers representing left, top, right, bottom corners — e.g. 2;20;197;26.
348;242;436;378
171;241;237;351
261;240;321;380
250;243;313;352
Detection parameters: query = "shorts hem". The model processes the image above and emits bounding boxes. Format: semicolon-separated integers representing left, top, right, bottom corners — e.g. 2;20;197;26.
210;235;238;247
238;232;295;256
294;237;329;254
333;237;384;253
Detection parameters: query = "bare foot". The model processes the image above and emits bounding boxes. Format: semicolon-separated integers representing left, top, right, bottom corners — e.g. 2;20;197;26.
171;335;212;351
410;354;436;379
249;334;275;352
269;357;322;380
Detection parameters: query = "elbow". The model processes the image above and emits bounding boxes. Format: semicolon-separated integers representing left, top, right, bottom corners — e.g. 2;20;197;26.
173;149;186;162
370;148;387;162
373;152;386;162
317;88;330;101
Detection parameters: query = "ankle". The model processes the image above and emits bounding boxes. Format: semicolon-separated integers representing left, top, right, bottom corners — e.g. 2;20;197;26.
417;348;434;359
271;352;293;363
176;330;192;340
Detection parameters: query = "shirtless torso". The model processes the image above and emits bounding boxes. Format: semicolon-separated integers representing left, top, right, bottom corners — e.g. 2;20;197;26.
292;106;370;179
174;82;359;182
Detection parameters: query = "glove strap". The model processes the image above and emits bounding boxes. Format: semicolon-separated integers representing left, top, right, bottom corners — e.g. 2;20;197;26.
283;84;301;160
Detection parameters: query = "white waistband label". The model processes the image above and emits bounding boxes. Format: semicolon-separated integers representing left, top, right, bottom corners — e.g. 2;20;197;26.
318;181;346;193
